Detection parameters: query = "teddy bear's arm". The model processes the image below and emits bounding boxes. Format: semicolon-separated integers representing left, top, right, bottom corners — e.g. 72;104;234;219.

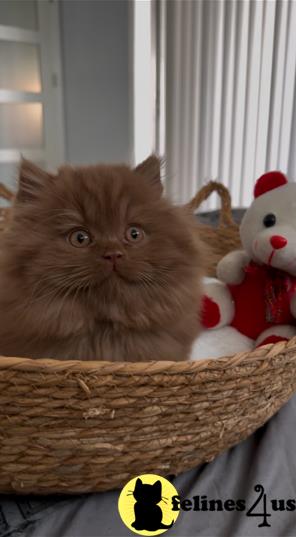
217;250;250;285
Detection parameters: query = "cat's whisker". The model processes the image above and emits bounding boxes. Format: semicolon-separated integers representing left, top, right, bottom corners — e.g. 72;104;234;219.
139;273;171;294
29;273;92;303
25;276;89;327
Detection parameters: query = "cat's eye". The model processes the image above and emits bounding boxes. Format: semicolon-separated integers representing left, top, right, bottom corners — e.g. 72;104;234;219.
68;229;92;248
125;226;145;243
263;213;276;227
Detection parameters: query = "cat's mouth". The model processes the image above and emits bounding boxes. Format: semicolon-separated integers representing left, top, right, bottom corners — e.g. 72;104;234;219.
99;258;147;285
100;264;138;285
101;262;126;281
109;263;122;276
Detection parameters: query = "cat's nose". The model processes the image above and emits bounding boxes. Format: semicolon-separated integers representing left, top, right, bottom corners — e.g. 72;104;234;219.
102;251;124;263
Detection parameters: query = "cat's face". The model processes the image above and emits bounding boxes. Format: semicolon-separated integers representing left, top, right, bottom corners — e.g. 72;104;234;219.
133;478;162;504
5;157;202;327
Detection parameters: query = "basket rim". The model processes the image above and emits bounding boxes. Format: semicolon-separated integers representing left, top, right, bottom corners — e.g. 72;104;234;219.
0;336;296;373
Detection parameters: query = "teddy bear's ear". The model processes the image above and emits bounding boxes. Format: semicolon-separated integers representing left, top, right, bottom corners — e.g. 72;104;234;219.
254;171;288;198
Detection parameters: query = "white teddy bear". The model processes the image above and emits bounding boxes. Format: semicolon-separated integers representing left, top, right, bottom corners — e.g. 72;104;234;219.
201;171;296;347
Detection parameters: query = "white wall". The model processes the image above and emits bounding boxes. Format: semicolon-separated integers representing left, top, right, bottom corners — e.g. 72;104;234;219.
59;0;131;166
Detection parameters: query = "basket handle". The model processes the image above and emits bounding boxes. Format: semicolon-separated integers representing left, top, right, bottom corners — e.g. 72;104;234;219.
0;183;14;202
187;181;235;227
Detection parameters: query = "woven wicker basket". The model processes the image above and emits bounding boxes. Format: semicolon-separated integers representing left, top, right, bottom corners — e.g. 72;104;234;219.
187;180;242;276
0;181;296;494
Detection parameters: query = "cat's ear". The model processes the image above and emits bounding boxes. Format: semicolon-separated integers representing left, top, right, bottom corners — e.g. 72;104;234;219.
17;159;53;203
134;155;163;197
153;480;162;494
135;478;142;488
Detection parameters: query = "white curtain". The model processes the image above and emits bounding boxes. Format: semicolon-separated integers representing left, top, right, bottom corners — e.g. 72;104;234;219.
163;0;296;209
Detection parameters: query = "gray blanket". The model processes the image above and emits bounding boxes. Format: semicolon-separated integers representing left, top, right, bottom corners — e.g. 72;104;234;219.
0;393;295;537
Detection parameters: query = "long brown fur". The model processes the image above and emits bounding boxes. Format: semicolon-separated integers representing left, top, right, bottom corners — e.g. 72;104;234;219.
0;156;204;361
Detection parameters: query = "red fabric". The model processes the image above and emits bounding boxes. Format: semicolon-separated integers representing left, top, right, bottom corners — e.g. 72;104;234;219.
201;296;220;328
229;262;296;339
254;171;287;198
256;335;289;347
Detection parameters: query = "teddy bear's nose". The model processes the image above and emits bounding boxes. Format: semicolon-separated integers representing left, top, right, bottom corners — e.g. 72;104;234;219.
270;235;287;249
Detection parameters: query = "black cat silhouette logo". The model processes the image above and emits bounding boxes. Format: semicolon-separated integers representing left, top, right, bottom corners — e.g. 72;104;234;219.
118;474;179;535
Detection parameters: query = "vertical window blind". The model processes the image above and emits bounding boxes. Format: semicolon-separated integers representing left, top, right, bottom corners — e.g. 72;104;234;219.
162;0;296;209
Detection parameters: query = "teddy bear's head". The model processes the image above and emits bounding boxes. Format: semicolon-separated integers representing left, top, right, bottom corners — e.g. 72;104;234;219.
240;171;296;275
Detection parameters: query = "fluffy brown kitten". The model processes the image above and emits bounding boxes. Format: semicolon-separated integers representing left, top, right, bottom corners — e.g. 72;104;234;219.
0;156;204;361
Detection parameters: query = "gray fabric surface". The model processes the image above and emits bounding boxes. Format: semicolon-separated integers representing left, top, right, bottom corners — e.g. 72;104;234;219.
196;208;246;227
0;393;295;537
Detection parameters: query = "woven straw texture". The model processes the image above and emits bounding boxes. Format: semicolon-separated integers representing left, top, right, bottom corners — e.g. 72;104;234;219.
187;181;242;276
0;182;295;494
0;183;13;232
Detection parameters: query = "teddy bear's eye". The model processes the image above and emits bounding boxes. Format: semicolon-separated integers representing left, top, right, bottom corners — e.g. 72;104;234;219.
263;213;276;228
